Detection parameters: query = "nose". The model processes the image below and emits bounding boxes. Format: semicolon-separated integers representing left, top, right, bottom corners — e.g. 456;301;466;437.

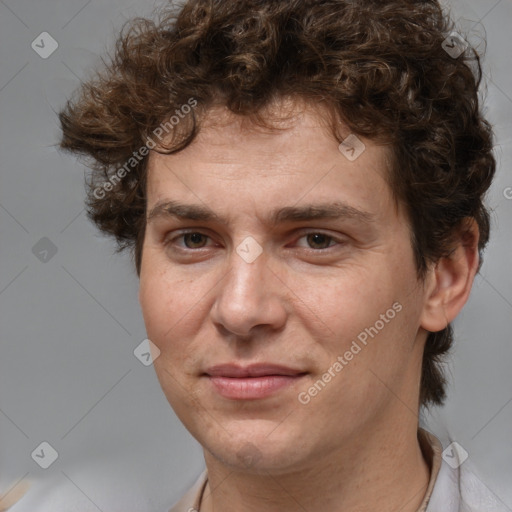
210;245;287;339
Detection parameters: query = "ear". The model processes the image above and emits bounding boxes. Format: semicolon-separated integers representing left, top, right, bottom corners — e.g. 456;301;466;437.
420;219;480;332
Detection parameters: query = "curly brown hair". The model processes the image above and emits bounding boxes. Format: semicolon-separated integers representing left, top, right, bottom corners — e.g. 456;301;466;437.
58;0;496;407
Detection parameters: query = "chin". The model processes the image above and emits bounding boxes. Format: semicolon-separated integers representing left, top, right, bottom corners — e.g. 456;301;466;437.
202;426;312;474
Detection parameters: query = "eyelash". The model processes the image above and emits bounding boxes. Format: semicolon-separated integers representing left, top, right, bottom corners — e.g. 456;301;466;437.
165;230;344;252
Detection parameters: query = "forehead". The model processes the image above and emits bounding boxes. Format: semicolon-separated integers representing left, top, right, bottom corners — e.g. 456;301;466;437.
145;102;396;224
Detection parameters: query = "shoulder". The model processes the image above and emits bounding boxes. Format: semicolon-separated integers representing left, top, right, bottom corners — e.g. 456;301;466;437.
426;441;509;512
458;463;510;512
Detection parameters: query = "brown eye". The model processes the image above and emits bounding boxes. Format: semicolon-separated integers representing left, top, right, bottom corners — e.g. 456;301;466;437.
306;233;335;250
182;233;209;249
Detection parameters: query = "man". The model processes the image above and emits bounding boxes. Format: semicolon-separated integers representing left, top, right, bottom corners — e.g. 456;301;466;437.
57;0;506;510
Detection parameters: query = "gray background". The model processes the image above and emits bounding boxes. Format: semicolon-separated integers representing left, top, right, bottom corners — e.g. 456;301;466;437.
0;0;510;510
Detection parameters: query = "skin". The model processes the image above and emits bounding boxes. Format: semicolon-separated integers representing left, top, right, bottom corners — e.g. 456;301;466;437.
138;100;479;512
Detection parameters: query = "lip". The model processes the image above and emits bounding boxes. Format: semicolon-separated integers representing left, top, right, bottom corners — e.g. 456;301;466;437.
204;363;308;400
205;363;305;378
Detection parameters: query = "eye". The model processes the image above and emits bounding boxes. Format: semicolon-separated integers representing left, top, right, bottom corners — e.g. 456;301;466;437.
295;232;341;250
165;230;344;253
168;232;213;250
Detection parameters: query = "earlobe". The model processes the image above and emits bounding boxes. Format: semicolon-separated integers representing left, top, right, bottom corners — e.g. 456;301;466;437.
420;219;480;333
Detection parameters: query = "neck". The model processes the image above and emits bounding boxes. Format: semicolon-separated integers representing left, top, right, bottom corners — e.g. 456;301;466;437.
200;418;431;512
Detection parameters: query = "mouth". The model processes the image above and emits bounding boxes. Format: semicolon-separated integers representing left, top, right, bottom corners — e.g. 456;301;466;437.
203;363;308;400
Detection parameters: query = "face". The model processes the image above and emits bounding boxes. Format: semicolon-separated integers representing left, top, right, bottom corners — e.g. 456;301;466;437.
138;102;430;474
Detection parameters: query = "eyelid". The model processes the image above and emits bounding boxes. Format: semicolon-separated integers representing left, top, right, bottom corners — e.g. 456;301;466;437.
165;229;217;248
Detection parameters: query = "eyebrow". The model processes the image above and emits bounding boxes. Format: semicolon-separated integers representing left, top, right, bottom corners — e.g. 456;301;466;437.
147;200;375;226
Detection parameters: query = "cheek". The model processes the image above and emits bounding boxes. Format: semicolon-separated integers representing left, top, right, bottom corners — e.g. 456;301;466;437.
304;255;420;366
311;269;395;337
138;252;216;374
139;260;190;349
139;263;204;403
